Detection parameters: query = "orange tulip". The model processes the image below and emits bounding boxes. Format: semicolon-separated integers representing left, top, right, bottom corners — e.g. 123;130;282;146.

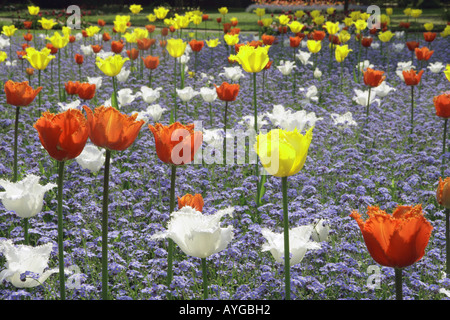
65;81;81;95
261;34;276;45
102;32;111;42
437;177;450;208
127;48;139;60
26;68;34;76
23;32;33;42
406;41;419;52
142;55;159;70
69;35;76;43
91;45;103;54
83;106;144;151
145;25;156;33
423;32;436;43
74;53;84;65
361;37;373;47
98;19;106;27
434;93;450;119
189;39;204;52
111;40;124;54
415;47;434;61
46;43;58;54
34;109;89;161
4;80;42;107
161;27;169;37
312;30;326;41
215;82;240;102
363;68;386;87
137;38;153;51
178;193;204;212
289;36;301;48
77;83;96;100
23;21;33;29
403;69;424;86
148;122;203;165
350;204;433;268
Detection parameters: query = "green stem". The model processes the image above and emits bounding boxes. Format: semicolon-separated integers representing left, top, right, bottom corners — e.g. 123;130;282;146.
209;102;213;126
13;106;19;182
202;258;208;299
395;268;403;300
167;164;177;298
253;72;260;208
172;58;177;124
223;101;228;165
443;119;448;177
365;87;371;128
38;69;41;114
57;160;66;300
410;86;414;138
282;176;290;300
101;149;111;300
58;49;61;101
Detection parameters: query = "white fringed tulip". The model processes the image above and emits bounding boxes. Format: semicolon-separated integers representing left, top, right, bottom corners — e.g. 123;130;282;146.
87;76;103;90
219;66;246;82
57;99;81;112
117;88;141;108
372;81;397;98
330;111;358;129
75;144;106;173
115;67;131;82
277;60;296;76
199;87;217;103
311;219;330;242
176;86;199;102
140;86;162;104
134;104;167;123
352;88;380;107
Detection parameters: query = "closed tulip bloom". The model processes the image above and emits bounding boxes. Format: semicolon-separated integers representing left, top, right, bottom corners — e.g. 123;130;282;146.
255;127;313;177
102;32;111;42
445;65;450;82
148;122;203;165
218;7;228;15
96;54;129;77
23;32;33;41
189;39;204;52
434;93;450;118
363;68;386;87
199;87;217;103
403;69;424;86
354;19;367;32
350;204;433;268
228;44;270;73
126;48;139;60
415;47;434;61
34;109;89;161
406;41;419;52
335;44;352;62
178;193;204;212
289;36;301;48
166;38;187;58
77;83;96;100
361;37;373;47
142;55;159;70
261;34;276;45
323;21;340;35
23;47;55;70
378;30;394;42
215;82;240;101
83;105;144;151
4;80;42;107
154;7;170;20
65;81;80;95
45;43;58;55
129;4;143;14
113;20;128;34
423;32;437;43
289;21;304;33
437;177;450;208
137;38;152;51
224;33;239;46
307;40;321;53
111;40;124;54
28;5;40;15
91;45;103;54
74;53;84;65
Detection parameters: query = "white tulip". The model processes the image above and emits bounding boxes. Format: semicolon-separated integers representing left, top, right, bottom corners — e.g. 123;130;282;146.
176;86;199;102
392;43;404;53
75;32;83;41
277;60;296;76
311;219;330;242
219;66;246;82
177;54;190;65
428;61;445;74
117;88;141;108
0;175;56;219
151;206;234;258
199;87;217;103
261;225;321;266
371;42;380;49
330;111;358;129
352;88;380;107
295;50;313;66
115;67;131;82
395;31;405;39
372;81;397;98
265;104;321;132
238;114;268;131
80;44;94;56
313;67;322;79
0;36;10;50
0;240;58;288
87;76;103;90
57;99;81;112
140;86;162;104
356;60;374;72
75;144;106;173
134;104;166;123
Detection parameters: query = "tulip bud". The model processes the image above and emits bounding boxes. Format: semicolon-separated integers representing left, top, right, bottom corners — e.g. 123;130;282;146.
437;177;450;208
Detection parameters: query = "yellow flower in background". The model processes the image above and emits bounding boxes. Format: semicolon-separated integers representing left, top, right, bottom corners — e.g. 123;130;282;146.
206;38;221;48
254;8;265;17
335;44;352;62
147;13;157;22
262;18;273;27
343;17;353;27
255;127;313;178
310;10;321;19
289;21;304;33
378;30;394;42
23;47;55;70
129;4;143;14
174;14;190;29
386;8;393;15
360;12;370;21
313;15;325;26
38;17;57;30
2;25;17;37
323;21;340;35
133;27;148;40
166;38;187;58
278;14;290;25
218;7;228;15
380;14;390;26
411;9;422;18
307;40;321;53
96;54;129;77
122;32;137;43
424;23;433;31
62;26;71;36
85;25;101;37
224;33;239;46
327;7;336;15
228;44;270;73
404;8;412;16
338;30;351;43
350;11;361;21
441;25;450;38
230;17;238;24
353;19;367;32
113;20;128;33
188;32;195;38
445;64;450;82
154;7;170;20
191;14;202;25
28;5;40;15
46;31;70;49
0;51;7;63
295;10;305;18
164;18;174;26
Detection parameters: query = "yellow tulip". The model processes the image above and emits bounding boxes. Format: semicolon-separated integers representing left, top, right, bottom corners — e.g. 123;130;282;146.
424;23;433;31
154;7;170;20
0;51;7;64
122;32;137;44
404;8;412;16
335;44;352;62
444;64;450;82
129;4;143;14
147;14;157;22
360;12;370;21
411;9;422;18
2;25;17;37
38;17;57;30
96;54;129;77
386;8;393;15
255;127;313;178
115;15;131;23
350;11;361;21
230;17;238;24
113;20;128;34
307;40;321;53
62;26;72;36
218;7;228;15
174;14;190;29
313;15;325;26
380;14;390;26
343;17;353;27
378;30;394;42
28;5;40;16
288;21;304;33
224;33;239;46
323;21;340;35
295;10;305;19
191;14;202;25
228;44;270;73
254;8;265;17
166;38;187;58
277;14;290;25
85;25;101;37
206;38;221;48
133;28;148;40
262;18;273;27
23;47;55;70
327;7;336;15
310;10;321;19
46;32;70;49
441;25;450;38
353;19;367;32
338;30;351;43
